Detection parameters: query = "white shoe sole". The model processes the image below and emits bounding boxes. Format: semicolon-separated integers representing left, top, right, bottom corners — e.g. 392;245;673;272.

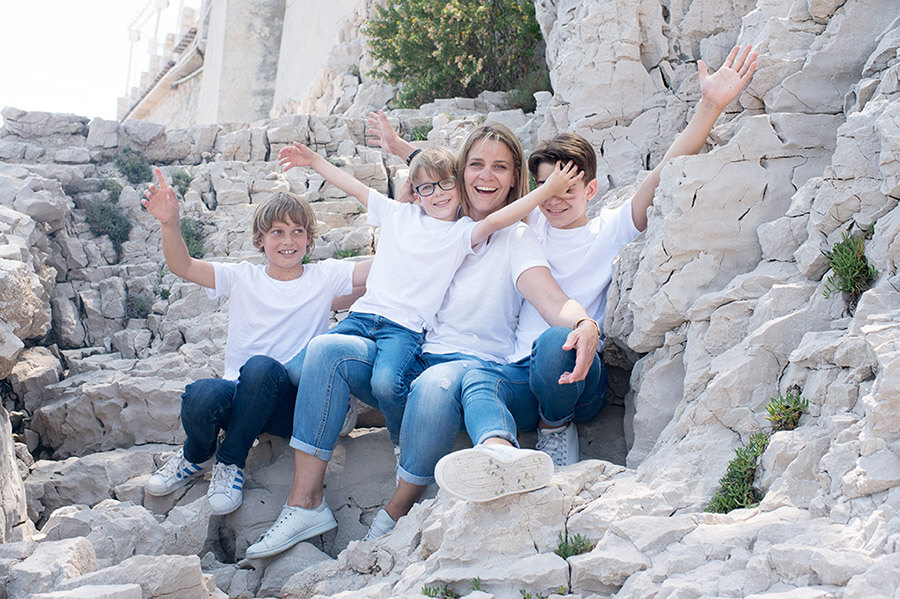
435;446;554;502
245;517;337;559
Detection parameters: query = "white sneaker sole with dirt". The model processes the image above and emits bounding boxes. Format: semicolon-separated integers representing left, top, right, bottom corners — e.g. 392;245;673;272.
434;444;554;502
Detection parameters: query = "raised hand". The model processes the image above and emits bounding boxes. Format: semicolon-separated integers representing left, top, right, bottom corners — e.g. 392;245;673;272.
542;160;584;198
699;45;758;111
278;142;318;171
141;168;180;225
366;110;413;159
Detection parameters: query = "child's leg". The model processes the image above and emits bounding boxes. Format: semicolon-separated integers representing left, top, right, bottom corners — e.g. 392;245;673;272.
217;355;297;468
180;377;238;463
459;361;531;446
529;326;606;426
369;318;424;445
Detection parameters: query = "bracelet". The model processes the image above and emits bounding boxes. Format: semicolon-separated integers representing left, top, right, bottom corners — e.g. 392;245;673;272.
405;148;422;166
574;317;601;337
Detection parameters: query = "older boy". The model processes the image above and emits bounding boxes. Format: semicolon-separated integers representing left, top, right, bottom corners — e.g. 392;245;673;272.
142;169;367;514
436;46;758;497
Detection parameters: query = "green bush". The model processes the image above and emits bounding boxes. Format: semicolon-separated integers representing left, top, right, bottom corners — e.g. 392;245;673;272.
334;248;361;259
421;584;459;598
555;531;594;559
410;124;432;141
115;147;153;185
365;0;546;108
765;391;808;431
823;232;877;303
86;200;132;258
180;217;205;259
126;291;154;320
706;431;770;514
171;168;192;198
100;178;123;203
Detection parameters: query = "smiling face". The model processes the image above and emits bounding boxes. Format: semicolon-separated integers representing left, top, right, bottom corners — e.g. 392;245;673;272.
412;168;461;222
256;218;309;280
535;161;597;230
462;139;518;221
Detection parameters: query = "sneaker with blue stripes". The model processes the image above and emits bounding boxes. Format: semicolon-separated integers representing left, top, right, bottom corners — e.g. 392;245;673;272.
146;447;209;496
207;462;244;515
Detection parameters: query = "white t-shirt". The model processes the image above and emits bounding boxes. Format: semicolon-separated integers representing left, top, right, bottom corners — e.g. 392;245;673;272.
350;188;478;331
508;200;640;362
423;223;549;363
208;259;355;380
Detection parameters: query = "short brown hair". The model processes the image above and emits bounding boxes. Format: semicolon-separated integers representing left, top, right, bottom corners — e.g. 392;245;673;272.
528;133;597;183
456;123;529;218
252;191;317;253
409;147;457;185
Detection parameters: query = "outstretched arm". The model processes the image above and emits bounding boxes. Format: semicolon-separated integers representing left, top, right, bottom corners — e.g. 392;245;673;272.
471;161;583;246
631;45;758;231
517;266;600;384
367;110;417;162
278;142;370;206
141;168;215;289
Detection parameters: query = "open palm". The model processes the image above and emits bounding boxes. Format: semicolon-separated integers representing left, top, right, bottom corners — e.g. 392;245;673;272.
699;45;758;110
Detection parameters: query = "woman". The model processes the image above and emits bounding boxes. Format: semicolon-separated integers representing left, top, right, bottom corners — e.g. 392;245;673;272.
245;121;598;559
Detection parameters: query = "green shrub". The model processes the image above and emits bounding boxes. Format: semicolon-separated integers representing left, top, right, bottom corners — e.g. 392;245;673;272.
410;124;432;141
706;431;770;514
100;178;123;203
823;232;877;303
115;147;153;185
765;391;808;431
365;0;546;108
555;531;594;559
334;248;361;259
86;200;132;258
180;218;205;259
171;168;192;198
126;291;154;320
507;68;552;113
422;584;459;598
470;577;483;591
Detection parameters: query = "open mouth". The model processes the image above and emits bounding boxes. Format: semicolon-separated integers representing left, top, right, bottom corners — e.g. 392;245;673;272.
544;206;568;215
432;198;452;207
279;249;297;255
473;185;498;195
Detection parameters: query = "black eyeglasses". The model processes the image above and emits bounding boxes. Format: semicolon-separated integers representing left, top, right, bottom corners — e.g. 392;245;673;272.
414;178;456;197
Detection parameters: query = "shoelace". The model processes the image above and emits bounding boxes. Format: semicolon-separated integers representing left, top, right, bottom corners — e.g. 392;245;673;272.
536;430;567;464
157;449;189;479
209;464;240;494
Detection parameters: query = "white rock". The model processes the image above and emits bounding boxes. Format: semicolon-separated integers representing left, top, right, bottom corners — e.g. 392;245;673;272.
6;537;97;599
30;584;142;599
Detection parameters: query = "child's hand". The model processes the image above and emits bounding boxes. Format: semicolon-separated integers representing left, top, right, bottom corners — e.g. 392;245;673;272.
278;142;317;171
141;168;179;225
542;160;584;198
395;176;416;204
699;45;758;111
366;110;405;156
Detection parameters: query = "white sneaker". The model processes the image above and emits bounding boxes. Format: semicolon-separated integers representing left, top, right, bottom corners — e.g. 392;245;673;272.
207;462;244;515
362;508;396;542
339;396;360;436
434;444;554;502
145;447;211;496
536;422;579;467
245;502;337;559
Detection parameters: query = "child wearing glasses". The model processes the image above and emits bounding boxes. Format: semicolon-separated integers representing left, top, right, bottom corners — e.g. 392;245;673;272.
277;141;581;450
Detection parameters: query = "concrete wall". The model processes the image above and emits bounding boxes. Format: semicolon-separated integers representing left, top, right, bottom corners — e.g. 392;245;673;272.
197;0;286;124
272;0;364;110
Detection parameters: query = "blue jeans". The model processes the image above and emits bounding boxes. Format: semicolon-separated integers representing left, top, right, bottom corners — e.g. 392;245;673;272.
181;354;297;468
291;315;422;456
462;327;607;442
398;352;494;486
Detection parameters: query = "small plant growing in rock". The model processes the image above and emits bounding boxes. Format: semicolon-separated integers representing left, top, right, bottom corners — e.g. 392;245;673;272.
334;248;361;259
86;199;132;259
180;218;205;259
410;124;432;141
421;584;459;598
126;291;154;320
706;430;770;514
154;265;171;301
470;577;483;591
171;168;192;198
555;531;594;559
100;178;123;203
765;391;808;431
115;147;153;185
823;232;877;304
519;590;545;599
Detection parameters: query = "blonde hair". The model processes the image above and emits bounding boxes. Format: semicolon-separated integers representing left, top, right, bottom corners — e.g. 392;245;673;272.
456;123;528;218
252;191;317;253
409;147;457;185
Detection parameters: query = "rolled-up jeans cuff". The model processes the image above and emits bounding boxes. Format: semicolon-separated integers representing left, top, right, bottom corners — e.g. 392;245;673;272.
538;412;571;428
398;465;433;486
289;436;333;461
474;429;519;447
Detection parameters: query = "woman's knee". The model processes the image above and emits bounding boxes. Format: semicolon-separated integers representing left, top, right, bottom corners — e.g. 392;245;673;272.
181;378;234;421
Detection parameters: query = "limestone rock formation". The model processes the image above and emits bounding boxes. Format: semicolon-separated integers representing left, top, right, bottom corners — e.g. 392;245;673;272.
1;0;900;597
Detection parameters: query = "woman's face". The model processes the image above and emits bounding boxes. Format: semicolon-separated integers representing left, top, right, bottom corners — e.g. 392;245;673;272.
463;139;517;221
